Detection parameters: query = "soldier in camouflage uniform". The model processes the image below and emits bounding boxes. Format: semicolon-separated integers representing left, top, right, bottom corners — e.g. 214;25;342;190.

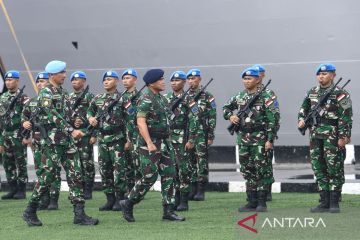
298;63;352;213
69;71;96;200
22;72;61;210
253;64;280;201
223;67;277;212
164;70;198;211
0;70;30;200
186;69;217;201
121;69;143;193
87;70;128;211
23;60;99;226
120;69;185;222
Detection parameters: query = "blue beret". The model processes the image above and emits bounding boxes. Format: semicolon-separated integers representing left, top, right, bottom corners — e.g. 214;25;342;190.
70;71;87;81
103;70;119;81
241;67;259;78
4;70;20;79
252;64;265;73
170;71;186;81
186;69;201;78
122;69;138;79
36;72;49;82
316;63;336;75
45;60;66;74
143;69;164;85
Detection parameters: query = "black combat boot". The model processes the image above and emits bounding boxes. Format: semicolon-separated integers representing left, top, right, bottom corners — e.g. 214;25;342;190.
13;181;26;199
329;190;341;213
256;190;268;212
38;191;50;210
193;182;205;201
266;184;272;201
84;181;93;200
310;191;330;213
99;193;115;211
239;191;258;212
23;202;43;226
112;192;125;211
1;180;18;199
119;199;135;222
73;203;99;225
188;182;197;201
47;194;59;210
176;192;189;211
162;204;185;221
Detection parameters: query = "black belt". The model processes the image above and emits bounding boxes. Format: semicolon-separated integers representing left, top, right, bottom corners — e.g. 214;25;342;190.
100;128;123;135
317;118;338;126
4;126;20;132
149;130;170;139
239;126;266;133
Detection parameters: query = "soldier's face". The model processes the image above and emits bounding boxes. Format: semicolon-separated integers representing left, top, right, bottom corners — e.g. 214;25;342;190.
5;78;19;91
150;78;165;92
187;76;201;89
51;71;66;85
103;77;118;91
317;72;335;87
122;75;137;89
171;79;185;92
71;78;86;91
243;76;260;90
36;79;48;91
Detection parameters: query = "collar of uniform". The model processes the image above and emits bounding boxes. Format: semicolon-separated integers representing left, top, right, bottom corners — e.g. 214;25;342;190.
172;90;184;98
106;89;119;98
319;83;334;90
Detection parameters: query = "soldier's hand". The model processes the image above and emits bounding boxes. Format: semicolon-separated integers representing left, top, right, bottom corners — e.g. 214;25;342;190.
23;121;32;130
265;141;273;151
22;138;32;145
147;142;157;153
125;141;131;151
71;129;85;139
89;136;97;145
74;118;83;128
0;146;4;154
185;141;194;150
88;117;98;127
230;115;240;124
298;120;305;128
338;138;347;148
207;139;213;146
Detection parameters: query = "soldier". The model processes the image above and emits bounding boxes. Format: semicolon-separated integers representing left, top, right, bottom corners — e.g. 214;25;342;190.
23;60;99;226
186;69;216;201
223;67;277;212
0;70;30;200
120;69;185;222
298;63;352;213
87;70;128;211
164;71;198;211
252;64;280;201
69;71;96;200
121;69;142;193
22;72;61;210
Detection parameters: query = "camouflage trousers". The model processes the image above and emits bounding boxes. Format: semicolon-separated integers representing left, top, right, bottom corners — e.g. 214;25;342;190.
265;148;275;189
189;132;208;184
29;143;84;205
125;135;142;193
2;134;28;184
128;138;176;205
172;143;192;193
75;136;95;183
310;137;345;191
98;139;127;194
239;144;273;191
33;143;61;198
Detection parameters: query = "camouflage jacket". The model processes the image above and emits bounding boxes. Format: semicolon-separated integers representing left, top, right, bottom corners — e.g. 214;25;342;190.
68;89;94;132
122;88;141;142
263;86;281;138
186;88;217;141
298;84;352;139
164;91;199;144
0;89;30;145
36;83;74;145
21;96;41;144
87;90;127;143
137;88;170;143
223;89;277;146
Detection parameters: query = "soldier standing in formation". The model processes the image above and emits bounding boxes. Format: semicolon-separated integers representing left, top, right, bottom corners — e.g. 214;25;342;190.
0;70;29;200
120;69;185;222
298;63;352;213
22;60;98;226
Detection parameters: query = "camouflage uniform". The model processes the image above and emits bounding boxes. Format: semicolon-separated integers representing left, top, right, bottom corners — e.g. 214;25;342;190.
87;91;128;205
0;89;29;198
69;90;95;190
298;84;352;192
28;83;85;205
